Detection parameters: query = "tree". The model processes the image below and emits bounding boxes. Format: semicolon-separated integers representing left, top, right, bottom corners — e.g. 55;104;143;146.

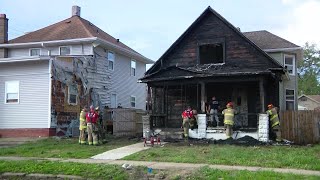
298;42;320;95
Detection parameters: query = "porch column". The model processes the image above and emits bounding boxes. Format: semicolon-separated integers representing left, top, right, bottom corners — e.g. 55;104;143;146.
259;78;265;112
200;82;206;113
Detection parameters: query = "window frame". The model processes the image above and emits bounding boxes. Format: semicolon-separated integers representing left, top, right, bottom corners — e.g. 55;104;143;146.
59;46;71;56
131;59;136;76
68;84;78;105
111;93;117;108
130;95;136;108
285;89;295;110
107;51;115;71
29;48;41;56
198;39;226;65
284;54;295;76
4;81;20;104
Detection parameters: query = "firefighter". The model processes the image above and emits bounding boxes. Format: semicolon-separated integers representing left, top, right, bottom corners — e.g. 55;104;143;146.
222;102;236;139
208;96;220;127
267;104;282;142
181;106;194;138
86;105;99;145
79;106;88;145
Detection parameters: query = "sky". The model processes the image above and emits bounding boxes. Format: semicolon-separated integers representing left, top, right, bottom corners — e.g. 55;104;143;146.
0;0;319;62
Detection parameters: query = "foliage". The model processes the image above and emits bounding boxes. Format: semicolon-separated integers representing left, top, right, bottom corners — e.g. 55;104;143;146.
0;136;138;159
123;144;320;170
298;42;320;95
186;167;319;180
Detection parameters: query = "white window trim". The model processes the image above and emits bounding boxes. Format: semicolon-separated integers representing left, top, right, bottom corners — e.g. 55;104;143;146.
285;89;295;110
130;95;136;108
68;85;78;105
284;54;295;76
29;48;41;56
107;51;115;71
131;59;136;76
59;46;72;56
4;81;20;104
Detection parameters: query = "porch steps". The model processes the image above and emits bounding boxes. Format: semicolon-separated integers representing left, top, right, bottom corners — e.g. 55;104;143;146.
158;128;184;140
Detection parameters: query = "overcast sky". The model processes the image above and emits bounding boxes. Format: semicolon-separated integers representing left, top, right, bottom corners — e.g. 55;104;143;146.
0;0;319;61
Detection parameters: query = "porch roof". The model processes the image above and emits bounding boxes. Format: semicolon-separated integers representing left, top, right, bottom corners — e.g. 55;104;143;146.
140;63;284;83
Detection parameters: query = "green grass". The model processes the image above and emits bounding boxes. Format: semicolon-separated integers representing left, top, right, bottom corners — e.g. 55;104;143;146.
123;144;320;170
1;160;319;180
0;136;138;159
185;167;320;180
0;160;128;180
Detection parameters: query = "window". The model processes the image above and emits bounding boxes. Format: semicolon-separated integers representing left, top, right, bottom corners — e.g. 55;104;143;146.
59;46;71;55
5;81;19;104
199;43;224;64
286;89;295;110
68;84;78;105
130;96;136;108
30;48;41;56
131;60;136;76
107;51;115;70
284;54;295;75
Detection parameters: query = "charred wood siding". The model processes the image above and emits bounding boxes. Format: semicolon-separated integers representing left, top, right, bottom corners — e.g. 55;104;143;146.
163;13;276;70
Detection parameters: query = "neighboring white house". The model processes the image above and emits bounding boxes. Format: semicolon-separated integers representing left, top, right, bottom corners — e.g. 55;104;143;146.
298;94;320;110
0;6;153;137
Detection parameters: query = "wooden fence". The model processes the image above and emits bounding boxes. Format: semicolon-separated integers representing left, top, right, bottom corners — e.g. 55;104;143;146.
105;108;146;137
280;111;320;144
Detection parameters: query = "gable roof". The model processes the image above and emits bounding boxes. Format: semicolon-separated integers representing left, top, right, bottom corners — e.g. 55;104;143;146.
243;30;300;50
298;94;320;104
8;15;141;56
146;6;283;75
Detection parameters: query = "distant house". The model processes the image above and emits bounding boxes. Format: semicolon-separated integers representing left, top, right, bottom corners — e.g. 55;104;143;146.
298;95;320;110
0;6;153;137
140;6;302;131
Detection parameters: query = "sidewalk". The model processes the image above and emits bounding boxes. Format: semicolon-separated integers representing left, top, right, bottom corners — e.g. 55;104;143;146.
1;156;320;176
91;142;150;160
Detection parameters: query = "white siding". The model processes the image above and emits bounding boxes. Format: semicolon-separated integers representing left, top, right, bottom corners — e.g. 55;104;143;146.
110;51;146;110
0;60;50;128
7;44;93;57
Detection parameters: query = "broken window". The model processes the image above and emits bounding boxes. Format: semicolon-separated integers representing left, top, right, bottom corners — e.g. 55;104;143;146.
286;89;295;110
68;84;78;105
107;51;115;70
130;96;136;108
60;46;71;55
5;81;19;104
30;48;41;56
199;43;224;64
284;54;295;75
131;60;136;76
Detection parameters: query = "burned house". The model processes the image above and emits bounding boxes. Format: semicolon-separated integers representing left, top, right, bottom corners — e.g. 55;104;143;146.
0;6;152;137
140;6;301;136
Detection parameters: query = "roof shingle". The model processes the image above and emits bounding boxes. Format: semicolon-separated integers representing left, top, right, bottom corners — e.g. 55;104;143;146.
8;16;139;54
243;30;300;50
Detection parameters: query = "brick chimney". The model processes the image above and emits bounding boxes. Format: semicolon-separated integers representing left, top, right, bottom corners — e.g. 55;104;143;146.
72;6;81;17
0;14;8;58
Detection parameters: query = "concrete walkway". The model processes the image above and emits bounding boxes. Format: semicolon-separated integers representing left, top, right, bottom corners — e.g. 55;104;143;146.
1;156;320;176
91;142;151;160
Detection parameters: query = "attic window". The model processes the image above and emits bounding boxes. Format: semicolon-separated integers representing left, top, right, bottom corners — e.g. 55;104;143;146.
60;46;71;55
199;43;224;64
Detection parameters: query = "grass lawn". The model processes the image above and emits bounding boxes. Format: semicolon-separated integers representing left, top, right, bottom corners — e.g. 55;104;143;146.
0;136;139;159
185;167;320;180
123;143;320;171
0;160;319;180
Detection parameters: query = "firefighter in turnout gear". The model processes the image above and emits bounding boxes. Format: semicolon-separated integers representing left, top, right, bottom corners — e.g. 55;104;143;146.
181;106;194;138
222;102;236;139
86;105;99;145
267;104;282;142
79;106;88;144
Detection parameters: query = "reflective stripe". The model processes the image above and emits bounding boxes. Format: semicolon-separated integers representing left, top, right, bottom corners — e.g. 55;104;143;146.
224;120;234;125
270;114;278;120
225;113;234;117
272;121;280;127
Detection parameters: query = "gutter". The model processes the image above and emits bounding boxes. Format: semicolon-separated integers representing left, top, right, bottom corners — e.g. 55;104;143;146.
0;37;97;48
263;47;302;52
0;56;50;63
